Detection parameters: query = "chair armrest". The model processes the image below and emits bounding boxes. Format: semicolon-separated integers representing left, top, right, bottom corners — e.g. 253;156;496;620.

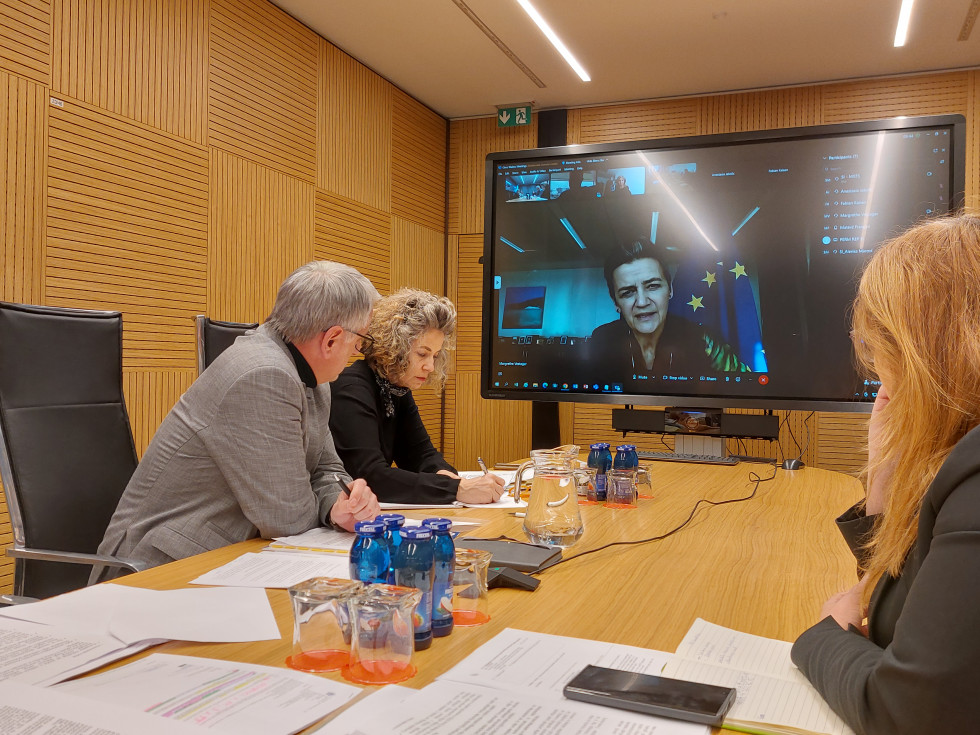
0;594;38;605
6;547;148;574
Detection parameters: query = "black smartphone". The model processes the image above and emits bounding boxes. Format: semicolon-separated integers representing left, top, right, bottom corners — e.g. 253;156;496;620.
563;664;737;727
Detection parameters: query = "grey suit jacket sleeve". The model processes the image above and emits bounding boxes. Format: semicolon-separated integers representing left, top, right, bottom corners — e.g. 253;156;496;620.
201;365;347;537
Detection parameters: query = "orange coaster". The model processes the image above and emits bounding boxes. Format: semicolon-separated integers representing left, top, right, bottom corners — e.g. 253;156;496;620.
578;499;601;505
286;649;349;673
453;610;491;626
604;503;638;510
637;494;654;499
342;659;417;685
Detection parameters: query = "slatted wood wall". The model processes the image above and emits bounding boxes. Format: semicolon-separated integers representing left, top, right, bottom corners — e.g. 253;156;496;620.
0;0;447;594
448;70;980;476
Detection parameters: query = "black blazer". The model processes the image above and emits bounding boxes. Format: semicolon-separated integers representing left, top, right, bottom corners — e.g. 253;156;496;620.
791;424;980;735
329;360;459;504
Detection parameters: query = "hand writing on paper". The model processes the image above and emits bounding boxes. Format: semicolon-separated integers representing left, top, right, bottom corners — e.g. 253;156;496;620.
820;577;869;635
456;473;507;504
867;383;893;515
329;478;380;531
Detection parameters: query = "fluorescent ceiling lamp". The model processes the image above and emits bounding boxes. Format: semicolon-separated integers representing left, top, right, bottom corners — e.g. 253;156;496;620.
500;236;525;253
559;218;587;249
894;0;915;46
516;0;591;82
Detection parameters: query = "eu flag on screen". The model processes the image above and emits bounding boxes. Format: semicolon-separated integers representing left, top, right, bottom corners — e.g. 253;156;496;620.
668;254;768;372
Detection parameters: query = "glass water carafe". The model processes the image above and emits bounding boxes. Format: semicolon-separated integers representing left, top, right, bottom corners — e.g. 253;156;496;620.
515;446;584;548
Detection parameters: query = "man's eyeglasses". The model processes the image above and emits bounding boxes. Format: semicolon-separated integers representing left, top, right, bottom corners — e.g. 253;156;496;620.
345;329;375;354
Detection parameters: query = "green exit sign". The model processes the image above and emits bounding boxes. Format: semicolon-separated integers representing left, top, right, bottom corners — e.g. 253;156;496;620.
497;105;531;127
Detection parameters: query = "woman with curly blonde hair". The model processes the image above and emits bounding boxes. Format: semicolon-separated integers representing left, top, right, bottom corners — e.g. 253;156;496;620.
791;214;980;734
329;288;506;504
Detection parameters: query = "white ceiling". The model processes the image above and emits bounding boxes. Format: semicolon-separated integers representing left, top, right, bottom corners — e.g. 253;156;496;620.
271;0;980;120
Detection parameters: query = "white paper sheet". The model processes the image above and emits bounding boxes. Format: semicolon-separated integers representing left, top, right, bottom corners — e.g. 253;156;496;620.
0;680;199;734
316;679;707;735
57;653;361;735
438;627;675;700
189;551;351;588
0;616;137;687
309;686;416;733
0;585;280;644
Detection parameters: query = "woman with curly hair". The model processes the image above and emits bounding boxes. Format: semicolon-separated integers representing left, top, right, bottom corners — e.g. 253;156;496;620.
329;288;506;504
791;214;980;734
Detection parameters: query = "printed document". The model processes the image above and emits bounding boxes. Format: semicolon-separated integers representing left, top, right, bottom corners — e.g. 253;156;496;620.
57;652;360;735
439;627;674;699
663;618;855;735
0;680;199;734
190;551;350;587
0;584;280;644
317;679;706;735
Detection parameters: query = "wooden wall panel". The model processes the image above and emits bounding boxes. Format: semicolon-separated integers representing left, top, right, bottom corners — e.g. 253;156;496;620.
448;115;537;235
46;99;208;368
391;88;446;233
568;98;699;145
442;374;456;467
0;70;45;304
123;369;196;456
0;0;49;84
209;149;315;322
50;0;207;144
815;412;869;475
314;189;390;295
455;371;530;469
969;71;980;213
390;216;444;295
453;234;483;373
318;40;391;211
821;72;970;124
698;87;822;135
209;0;317;182
0;485;11;589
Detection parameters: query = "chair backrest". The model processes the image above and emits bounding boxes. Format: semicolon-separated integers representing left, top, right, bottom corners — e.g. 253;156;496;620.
0;302;139;598
195;315;259;374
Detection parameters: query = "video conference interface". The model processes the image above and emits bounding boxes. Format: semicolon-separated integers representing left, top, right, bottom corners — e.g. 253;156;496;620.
486;125;954;405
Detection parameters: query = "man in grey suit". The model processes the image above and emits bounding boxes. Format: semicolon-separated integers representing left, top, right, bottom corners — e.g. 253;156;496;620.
97;261;382;574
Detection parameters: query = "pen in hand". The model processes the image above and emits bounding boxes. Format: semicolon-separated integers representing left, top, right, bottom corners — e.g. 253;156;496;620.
477;457;489;475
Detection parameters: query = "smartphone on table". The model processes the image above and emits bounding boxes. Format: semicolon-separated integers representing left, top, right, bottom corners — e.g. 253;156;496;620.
563;664;737;727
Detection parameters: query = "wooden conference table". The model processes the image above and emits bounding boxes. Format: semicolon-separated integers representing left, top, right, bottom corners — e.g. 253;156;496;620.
109;461;863;729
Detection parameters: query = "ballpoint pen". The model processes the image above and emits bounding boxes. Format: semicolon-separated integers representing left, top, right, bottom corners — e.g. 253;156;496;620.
477;457;489;475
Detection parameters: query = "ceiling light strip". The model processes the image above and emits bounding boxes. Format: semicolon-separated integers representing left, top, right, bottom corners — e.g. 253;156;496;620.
451;0;547;88
894;0;915;47
516;0;591;82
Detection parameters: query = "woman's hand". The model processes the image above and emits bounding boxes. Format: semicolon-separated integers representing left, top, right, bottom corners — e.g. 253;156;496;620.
867;384;892;515
820;577;869;634
329;478;381;531
456;473;507;504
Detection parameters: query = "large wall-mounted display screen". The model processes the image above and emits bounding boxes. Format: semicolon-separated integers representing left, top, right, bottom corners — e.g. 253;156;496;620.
482;115;965;412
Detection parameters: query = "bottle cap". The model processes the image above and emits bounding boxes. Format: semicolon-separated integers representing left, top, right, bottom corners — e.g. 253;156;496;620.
421;518;453;531
399;527;433;540
589;443;604;450
376;513;406;529
354;520;385;536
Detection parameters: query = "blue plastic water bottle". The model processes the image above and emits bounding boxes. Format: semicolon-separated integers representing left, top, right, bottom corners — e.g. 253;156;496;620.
349;520;389;584
393;527;434;650
614;444;633;470
422;518;455;638
376;513;406;583
588;443;611;501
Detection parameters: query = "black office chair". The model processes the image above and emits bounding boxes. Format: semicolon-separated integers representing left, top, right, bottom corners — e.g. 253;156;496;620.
195;315;258;374
0;302;147;600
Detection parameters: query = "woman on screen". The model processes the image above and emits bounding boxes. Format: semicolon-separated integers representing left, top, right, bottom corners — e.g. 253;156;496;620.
791;214;980;733
329;288;506;505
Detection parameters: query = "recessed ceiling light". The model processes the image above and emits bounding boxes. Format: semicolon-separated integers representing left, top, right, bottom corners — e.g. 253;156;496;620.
516;0;591;82
894;0;915;46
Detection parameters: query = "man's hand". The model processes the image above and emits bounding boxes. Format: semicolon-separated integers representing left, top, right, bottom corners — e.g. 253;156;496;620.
456;473;507;504
329;478;380;531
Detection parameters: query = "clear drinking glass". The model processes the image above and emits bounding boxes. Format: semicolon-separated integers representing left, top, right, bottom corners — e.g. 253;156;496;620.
343;584;423;685
452;548;493;626
606;468;638;509
286;577;363;673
